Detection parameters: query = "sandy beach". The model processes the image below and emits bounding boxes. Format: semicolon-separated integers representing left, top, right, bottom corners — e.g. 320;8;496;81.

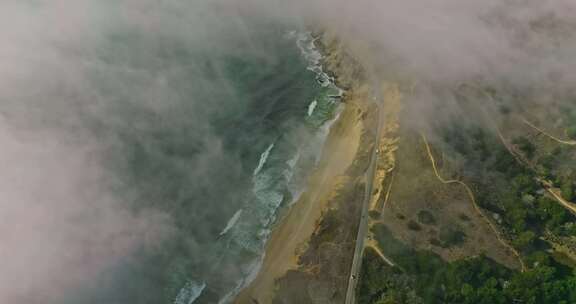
232;30;379;304
235;92;366;304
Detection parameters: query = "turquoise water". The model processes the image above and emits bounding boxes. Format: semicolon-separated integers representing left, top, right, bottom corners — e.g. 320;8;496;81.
57;21;341;303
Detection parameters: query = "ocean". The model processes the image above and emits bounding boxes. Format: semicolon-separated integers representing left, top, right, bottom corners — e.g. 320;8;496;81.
57;21;342;304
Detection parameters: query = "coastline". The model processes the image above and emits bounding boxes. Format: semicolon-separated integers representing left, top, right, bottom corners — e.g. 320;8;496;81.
235;32;373;304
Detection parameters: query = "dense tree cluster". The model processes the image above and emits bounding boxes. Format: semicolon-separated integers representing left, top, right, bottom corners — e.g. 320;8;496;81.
561;179;574;202
442;124;576;240
562;106;576;140
512;136;536;159
359;226;576;304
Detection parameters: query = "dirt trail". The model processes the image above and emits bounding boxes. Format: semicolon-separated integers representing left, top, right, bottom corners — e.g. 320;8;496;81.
497;128;576;216
541;180;576;215
421;134;526;272
366;239;395;267
522;117;576;146
498;125;576;263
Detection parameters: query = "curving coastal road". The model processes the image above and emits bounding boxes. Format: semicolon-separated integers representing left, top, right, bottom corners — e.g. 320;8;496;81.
344;97;383;304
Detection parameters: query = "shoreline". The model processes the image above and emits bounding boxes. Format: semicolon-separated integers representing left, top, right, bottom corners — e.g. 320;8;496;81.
235;33;370;304
234;85;364;304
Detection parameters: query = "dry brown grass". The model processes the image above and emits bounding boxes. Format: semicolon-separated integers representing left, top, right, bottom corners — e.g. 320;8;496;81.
376;131;523;270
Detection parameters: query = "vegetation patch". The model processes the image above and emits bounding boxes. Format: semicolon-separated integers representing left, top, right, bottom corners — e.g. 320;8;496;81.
512;136;536;159
407;220;422;231
369;210;381;219
361;223;576;304
417;210;437;225
429;238;443;247
438;224;466;248
359;94;576;304
458;213;471;221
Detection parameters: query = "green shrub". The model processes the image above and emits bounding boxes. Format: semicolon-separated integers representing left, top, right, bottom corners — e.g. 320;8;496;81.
512;136;536;159
418;210;437;225
407;220;422;231
512;230;536;252
566;126;576;140
458;213;471;221
439;225;466;247
561;179;574;201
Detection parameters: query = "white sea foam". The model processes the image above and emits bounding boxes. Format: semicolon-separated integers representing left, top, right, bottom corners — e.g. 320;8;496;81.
284;150;301;182
217;256;265;304
293;32;331;87
213;31;346;304
315;104;344;164
289;31;344;109
253;143;274;176
307;99;318;116
175;280;206;304
219;209;243;237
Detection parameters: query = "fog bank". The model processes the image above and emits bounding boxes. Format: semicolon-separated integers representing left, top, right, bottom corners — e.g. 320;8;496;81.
1;0;575;303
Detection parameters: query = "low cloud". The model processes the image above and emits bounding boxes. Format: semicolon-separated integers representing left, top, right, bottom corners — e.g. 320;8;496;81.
1;0;575;302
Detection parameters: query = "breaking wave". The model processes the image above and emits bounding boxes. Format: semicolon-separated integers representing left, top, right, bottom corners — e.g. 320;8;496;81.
183;30;343;304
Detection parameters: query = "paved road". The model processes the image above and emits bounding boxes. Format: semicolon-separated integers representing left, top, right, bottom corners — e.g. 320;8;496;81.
344;98;384;304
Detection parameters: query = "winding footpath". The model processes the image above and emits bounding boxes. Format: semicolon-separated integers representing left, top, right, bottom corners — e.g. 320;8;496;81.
541;180;576;215
421;134;526;272
497;128;576;216
522;117;576;146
